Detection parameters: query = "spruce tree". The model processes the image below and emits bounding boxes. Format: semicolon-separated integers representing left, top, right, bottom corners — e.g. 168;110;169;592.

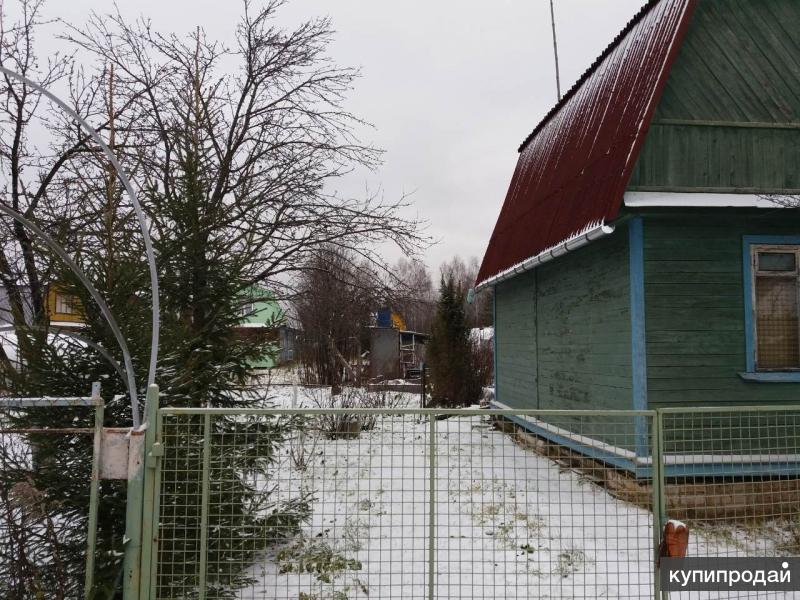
426;274;480;407
0;1;426;596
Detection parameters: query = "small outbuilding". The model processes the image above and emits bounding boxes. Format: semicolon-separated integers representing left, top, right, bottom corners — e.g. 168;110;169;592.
368;327;428;381
478;0;800;475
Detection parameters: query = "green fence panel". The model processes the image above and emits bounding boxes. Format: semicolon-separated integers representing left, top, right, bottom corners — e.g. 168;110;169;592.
149;407;660;599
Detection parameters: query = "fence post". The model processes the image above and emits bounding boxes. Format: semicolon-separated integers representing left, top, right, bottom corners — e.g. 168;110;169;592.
122;419;147;599
146;391;164;600
420;363;427;408
428;413;435;600
651;410;668;599
197;412;213;600
122;385;161;600
84;382;103;599
139;385;161;599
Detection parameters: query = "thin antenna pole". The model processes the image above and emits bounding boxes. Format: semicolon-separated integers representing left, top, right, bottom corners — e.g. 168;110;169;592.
549;0;562;101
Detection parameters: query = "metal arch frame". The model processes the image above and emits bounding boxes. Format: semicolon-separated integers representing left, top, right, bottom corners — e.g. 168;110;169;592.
0;203;141;424
0;65;161;427
0;324;128;392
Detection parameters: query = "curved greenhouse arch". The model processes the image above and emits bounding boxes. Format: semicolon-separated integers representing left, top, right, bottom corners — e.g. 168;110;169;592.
0;66;160;427
0;325;129;393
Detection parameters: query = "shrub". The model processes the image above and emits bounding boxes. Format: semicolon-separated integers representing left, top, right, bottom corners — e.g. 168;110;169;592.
308;387;404;438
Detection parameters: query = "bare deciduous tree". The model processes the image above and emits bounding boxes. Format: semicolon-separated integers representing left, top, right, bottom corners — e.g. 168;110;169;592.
65;0;427;304
0;0;429;596
391;257;435;332
294;246;385;386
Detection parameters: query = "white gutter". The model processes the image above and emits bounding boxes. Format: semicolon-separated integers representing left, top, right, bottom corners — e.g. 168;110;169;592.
624;191;799;208
475;223;616;291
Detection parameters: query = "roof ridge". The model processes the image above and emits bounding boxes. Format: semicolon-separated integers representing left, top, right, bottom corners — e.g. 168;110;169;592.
518;0;666;153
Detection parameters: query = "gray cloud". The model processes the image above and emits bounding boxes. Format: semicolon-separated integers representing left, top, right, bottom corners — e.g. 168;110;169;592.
29;0;648;275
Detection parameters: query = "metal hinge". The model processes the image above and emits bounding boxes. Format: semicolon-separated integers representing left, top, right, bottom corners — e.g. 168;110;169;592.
148;442;164;462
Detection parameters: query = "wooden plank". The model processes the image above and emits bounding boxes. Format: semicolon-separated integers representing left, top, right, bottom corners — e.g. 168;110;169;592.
495;271;538;410
631;0;800;192
646;260;741;274
646;294;742;310
644;215;800;404
535;230;633;410
646;275;740;287
647;353;742;368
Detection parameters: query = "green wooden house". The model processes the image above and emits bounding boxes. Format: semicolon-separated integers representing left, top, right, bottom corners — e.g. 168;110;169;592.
477;0;800;475
237;287;285;369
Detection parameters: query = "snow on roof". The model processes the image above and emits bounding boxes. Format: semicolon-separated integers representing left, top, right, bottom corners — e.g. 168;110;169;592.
477;0;696;286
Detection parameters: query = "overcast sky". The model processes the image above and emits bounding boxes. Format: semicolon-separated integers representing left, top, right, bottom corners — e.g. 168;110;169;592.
41;0;647;276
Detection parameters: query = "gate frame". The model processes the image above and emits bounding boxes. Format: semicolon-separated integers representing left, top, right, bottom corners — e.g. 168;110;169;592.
0;381;104;599
138;406;664;600
123;384;161;600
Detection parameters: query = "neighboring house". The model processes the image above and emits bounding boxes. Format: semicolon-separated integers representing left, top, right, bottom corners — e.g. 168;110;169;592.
376;307;407;331
0;286;33;327
0;285;83;365
0;285;82;330
278;323;299;364
0;283;295;370
368;326;427;381
236;288;287;370
477;0;800;474
47;286;83;329
369;308;428;380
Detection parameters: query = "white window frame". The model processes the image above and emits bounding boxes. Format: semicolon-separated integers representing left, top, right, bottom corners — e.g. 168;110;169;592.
239;301;255;318
55;292;77;315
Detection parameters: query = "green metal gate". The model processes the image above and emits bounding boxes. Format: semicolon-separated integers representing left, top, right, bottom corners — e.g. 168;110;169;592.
129;396;800;599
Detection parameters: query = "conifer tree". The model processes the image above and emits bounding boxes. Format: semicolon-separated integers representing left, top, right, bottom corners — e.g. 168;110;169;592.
0;1;426;597
426;274;480;407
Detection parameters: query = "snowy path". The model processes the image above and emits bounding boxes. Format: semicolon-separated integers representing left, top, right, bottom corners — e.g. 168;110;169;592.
234;389;795;599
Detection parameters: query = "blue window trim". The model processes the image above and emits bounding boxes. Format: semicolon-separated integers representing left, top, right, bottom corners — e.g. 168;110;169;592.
741;235;800;381
492;290;498;401
739;371;800;383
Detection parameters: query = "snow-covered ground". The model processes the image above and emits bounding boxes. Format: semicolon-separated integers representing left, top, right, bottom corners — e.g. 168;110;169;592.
231;387;796;599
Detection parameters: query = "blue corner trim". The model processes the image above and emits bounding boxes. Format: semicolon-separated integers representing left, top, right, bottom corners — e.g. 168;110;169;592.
739;371;800;383
629;218;647;410
493;289;498;403
629;218;648;459
742;238;755;372
742;235;800;373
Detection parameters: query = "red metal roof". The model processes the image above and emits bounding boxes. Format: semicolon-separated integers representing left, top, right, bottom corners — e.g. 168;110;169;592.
477;0;696;286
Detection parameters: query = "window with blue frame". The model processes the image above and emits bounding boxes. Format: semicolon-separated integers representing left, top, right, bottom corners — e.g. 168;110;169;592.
743;238;800;377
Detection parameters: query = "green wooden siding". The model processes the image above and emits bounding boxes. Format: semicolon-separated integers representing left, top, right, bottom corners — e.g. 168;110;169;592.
629;0;800;192
494;229;632;411
495;270;538;409
537;230;632;411
241;288;283;369
643;212;800;407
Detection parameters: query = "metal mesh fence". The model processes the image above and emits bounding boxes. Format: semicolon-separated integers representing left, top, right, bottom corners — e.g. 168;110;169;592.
660;406;800;599
154;408;657;599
